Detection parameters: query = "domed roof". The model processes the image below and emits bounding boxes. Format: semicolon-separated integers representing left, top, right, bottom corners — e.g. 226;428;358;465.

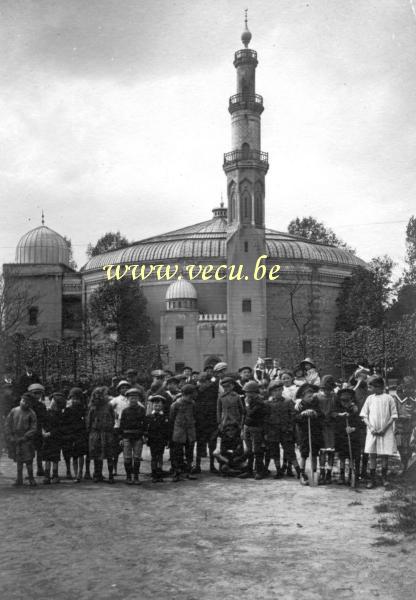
165;279;198;301
82;206;366;273
16;225;70;266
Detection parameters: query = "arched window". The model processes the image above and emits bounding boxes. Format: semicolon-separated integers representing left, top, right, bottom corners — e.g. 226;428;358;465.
239;180;252;223
254;181;263;226
242;142;250;160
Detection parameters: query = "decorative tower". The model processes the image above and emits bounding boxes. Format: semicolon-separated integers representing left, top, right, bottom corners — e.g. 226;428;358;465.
224;12;269;369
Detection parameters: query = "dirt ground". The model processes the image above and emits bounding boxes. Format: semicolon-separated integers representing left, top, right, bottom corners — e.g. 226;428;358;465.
0;450;415;600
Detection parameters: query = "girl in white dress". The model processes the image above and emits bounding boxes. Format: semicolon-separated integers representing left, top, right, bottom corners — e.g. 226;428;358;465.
360;376;398;489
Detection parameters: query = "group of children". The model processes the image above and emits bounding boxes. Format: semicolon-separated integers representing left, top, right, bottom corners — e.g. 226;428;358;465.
3;359;416;490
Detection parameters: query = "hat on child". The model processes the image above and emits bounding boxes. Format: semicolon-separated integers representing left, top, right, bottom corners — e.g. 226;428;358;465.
28;383;45;392
213;362;228;373
125;388;144;398
300;357;316;369
268;380;283;391
296;383;319;399
151;369;165;378
116;380;130;390
221;376;236;386
181;384;196;395
243;381;259;393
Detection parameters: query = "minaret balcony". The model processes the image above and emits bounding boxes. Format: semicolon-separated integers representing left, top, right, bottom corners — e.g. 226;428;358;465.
233;49;258;67
223;149;269;173
229;93;264;114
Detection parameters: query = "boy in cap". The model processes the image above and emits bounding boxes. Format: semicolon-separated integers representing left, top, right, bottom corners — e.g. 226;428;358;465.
360;376;398;488
300;358;320;387
264;380;300;479
119;388;146;484
239;380;267;480
295;383;324;485
146;395;170;482
110;380;130;476
5;392;37;486
217;376;244;432
169;384;197;481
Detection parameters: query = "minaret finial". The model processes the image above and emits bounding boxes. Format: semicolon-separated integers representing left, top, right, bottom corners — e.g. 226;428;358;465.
41;210;45;225
221;192;224;208
241;9;252;48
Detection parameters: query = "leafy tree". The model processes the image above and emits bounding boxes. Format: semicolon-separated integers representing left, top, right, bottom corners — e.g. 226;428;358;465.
335;255;394;332
386;284;416;323
403;215;416;285
288;216;355;253
88;280;152;345
63;236;77;270
86;231;129;259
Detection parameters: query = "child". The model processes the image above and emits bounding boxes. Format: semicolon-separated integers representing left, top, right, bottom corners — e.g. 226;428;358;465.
194;373;219;474
217;377;245;432
87;387;115;483
42;392;67;484
360;376;398;489
293;366;306;388
239;380;267;480
300;358;320;387
146;395;170;482
109;380;130;476
334;388;362;485
264;380;300;479
119;388;146;484
66;387;89;483
5;392;37;486
390;376;416;473
281;371;297;402
348;366;370;479
169;383;197;482
316;375;337;484
26;383;47;476
294;383;323;485
214;422;246;476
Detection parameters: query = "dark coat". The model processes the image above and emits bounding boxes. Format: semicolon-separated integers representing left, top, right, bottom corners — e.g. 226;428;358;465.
295;397;324;456
119;404;146;440
63;404;88;457
195;383;218;434
42;409;66;462
87;402;115;460
244;395;266;428
146;411;170;447
264;398;296;442
334;402;364;457
170;397;196;444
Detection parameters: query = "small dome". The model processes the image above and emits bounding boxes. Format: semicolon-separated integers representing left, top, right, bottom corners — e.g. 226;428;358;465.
15;225;70;266
165;279;197;301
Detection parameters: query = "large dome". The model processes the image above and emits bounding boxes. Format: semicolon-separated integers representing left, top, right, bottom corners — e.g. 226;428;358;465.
16;225;70;266
82;207;365;272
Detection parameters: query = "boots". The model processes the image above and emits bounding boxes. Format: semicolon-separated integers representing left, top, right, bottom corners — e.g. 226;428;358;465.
338;469;346;485
366;469;377;489
133;460;141;485
254;454;265;480
191;460;202;475
300;470;309;486
93;460;104;482
318;468;326;484
36;457;44;477
295;465;301;479
381;467;388;487
325;469;332;484
286;463;295;477
209;456;219;474
27;463;37;486
239;456;254;478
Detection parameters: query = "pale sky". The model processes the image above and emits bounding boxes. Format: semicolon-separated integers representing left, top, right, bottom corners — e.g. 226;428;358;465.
1;0;415;276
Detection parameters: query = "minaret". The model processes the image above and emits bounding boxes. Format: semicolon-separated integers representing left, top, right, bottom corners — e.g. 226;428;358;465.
224;13;269;369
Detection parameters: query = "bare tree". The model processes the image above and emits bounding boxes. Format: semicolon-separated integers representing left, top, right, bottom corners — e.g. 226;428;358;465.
0;272;42;339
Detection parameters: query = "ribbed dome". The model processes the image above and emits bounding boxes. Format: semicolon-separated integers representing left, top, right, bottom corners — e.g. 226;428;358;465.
16;225;70;266
165;279;197;301
82;210;366;272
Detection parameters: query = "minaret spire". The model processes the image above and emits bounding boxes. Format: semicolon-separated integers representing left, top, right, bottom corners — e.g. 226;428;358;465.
241;9;252;48
41;210;45;225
